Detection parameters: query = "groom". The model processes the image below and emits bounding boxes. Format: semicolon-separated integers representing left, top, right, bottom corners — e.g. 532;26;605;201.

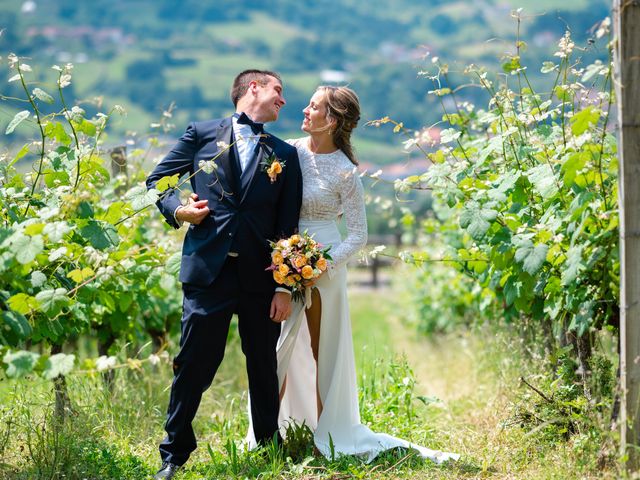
146;69;302;480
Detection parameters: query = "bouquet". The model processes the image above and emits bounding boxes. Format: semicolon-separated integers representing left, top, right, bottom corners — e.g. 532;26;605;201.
267;231;332;303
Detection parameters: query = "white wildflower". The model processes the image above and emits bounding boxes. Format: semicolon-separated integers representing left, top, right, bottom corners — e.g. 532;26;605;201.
198;159;218;174
369;245;386;258
402;138;418;151
58;74;72;88
96;355;117;372
394;178;411;194
148;354;160;366
554;32;575;59
96;266;115;281
216;141;229;150
596;17;611;39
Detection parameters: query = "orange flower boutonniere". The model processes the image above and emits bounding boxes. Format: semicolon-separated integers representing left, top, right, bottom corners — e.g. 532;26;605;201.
261;152;285;183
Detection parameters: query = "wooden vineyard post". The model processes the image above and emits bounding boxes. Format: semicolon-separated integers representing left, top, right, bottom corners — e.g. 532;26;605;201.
615;0;640;470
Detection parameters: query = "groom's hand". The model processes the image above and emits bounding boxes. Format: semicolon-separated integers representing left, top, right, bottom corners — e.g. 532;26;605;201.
176;193;209;225
270;292;292;323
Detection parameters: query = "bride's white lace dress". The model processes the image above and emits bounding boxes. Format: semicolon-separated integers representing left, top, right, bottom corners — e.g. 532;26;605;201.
248;137;459;464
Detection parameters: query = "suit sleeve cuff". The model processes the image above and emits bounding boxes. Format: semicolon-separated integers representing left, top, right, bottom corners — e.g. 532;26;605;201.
173;205;185;227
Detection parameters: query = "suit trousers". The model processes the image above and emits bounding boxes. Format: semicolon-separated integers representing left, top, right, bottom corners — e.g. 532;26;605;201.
159;255;281;465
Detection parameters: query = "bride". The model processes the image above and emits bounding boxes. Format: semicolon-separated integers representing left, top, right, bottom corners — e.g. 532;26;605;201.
250;85;459;464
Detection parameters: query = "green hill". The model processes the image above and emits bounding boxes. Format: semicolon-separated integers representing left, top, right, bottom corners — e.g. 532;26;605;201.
1;0;610;164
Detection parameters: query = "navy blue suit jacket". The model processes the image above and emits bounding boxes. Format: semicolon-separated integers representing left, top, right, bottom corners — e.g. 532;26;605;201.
146;116;302;292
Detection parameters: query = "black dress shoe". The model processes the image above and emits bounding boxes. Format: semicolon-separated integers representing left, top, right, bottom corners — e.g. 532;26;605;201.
153;462;180;480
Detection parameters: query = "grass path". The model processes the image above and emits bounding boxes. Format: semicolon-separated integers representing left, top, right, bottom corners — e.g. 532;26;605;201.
346;269;617;479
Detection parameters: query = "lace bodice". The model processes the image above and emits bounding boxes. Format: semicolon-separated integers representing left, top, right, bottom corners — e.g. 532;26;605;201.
287;137;368;270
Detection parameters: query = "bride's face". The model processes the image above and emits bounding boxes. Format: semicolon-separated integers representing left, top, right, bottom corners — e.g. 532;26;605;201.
302;91;333;134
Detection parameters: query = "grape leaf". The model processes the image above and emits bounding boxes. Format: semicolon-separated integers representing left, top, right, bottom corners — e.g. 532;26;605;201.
6;110;30;135
514;237;548;275
32;87;54;104
562;245;584;285
2;310;32;339
527;164;558;199
126;186;160;211
165;251;182;275
7;293;39;315
3;350;39;378
35;288;69;315
11;233;44;264
42;353;75;379
81;220;119;250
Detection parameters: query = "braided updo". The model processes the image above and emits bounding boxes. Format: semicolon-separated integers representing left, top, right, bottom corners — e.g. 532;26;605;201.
317;86;360;165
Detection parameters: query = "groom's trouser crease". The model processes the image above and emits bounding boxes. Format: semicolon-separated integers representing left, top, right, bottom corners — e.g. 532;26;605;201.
160;255;281;466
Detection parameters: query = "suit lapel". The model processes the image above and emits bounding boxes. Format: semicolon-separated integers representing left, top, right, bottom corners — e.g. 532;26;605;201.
212;120;239;201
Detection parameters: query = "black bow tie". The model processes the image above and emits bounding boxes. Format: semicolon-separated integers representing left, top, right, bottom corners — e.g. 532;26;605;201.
236;112;264;135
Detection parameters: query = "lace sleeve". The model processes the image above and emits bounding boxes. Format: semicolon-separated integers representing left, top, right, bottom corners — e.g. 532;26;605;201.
327;168;368;274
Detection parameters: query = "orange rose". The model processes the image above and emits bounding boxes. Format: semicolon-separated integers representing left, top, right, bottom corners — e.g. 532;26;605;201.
284;275;296;286
316;257;327;271
301;265;314;279
271;161;282;174
290;234;301;245
293;274;301;282
292;255;307;268
278;264;290;276
273;271;285;284
272;252;284;265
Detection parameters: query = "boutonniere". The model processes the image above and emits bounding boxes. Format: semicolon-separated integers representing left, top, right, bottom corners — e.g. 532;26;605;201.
260;151;285;183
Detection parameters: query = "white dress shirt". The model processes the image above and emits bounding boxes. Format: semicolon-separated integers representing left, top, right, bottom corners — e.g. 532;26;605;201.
232;114;261;173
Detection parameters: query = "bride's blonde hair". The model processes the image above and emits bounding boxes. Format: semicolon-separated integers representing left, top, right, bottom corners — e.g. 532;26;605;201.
316;86;360;166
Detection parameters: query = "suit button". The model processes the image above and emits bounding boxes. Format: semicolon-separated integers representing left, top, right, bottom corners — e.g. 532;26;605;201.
228;232;233;237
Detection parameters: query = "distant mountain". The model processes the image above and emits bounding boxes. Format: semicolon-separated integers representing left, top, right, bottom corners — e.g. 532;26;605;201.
1;0;610;164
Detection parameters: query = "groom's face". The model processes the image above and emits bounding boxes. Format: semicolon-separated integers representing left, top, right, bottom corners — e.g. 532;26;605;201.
254;76;286;123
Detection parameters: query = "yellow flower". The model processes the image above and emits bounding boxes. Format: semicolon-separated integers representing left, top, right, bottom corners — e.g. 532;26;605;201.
301;265;314;279
271;161;282;174
293;274;301;282
290;234;301;245
273;271;285;284
316;257;327;271
272;252;284;265
292;255;307;268
284;275;296;286
278;264;290;276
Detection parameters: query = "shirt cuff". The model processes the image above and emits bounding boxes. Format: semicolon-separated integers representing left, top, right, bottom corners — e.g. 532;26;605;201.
173;205;185;227
275;287;292;295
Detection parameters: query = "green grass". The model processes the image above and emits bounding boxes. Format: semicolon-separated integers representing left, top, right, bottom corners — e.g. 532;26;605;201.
203;12;307;51
0;271;620;479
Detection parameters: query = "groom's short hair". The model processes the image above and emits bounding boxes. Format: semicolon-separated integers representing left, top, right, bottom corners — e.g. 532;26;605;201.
231;69;282;106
